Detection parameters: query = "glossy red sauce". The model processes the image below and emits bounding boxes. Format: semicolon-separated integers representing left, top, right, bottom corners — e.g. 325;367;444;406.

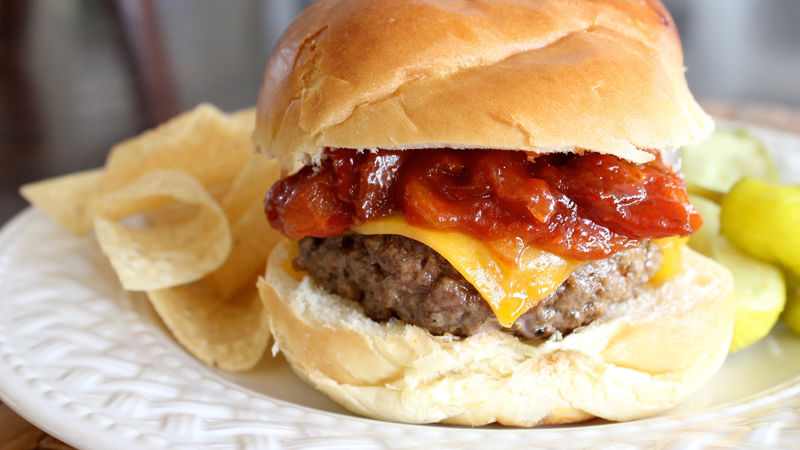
265;148;701;261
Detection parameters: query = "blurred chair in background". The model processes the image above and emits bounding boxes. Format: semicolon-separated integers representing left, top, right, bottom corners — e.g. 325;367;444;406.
1;0;178;131
1;0;42;208
108;0;178;126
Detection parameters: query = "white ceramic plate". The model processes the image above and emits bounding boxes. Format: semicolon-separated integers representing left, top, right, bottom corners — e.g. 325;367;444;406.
1;125;799;449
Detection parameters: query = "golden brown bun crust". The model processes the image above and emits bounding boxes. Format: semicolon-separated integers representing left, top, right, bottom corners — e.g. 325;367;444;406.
258;240;735;426
255;0;713;171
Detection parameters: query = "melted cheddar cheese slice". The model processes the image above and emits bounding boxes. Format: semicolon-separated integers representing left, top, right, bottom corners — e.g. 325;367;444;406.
354;217;582;327
352;218;687;327
652;236;689;282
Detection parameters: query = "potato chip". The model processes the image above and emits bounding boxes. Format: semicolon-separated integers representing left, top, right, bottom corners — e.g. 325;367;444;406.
148;280;269;371
19;168;104;234
142;200;206;228
93;170;231;291
208;154;283;299
18;104;279;373
100;104;255;194
208;203;280;299
228;107;257;130
222;153;280;223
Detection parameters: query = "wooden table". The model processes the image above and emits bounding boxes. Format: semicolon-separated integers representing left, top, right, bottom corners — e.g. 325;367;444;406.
2;102;799;449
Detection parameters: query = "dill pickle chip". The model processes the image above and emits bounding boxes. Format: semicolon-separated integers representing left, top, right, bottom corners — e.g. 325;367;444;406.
782;272;800;337
687;194;720;257
720;178;800;276
710;237;785;352
687;193;786;350
681;129;778;197
785;301;800;337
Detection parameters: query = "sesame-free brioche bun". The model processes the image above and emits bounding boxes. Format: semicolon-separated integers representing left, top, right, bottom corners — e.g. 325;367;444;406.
258;240;734;426
254;0;713;171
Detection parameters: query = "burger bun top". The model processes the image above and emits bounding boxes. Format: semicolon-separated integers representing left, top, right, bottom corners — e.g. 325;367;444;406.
255;0;713;171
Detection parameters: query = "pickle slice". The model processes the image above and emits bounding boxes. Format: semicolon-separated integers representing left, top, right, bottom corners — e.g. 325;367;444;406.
687;194;720;257
720;178;800;276
681;129;779;197
782;271;800;337
710;237;786;352
686;193;786;350
682;131;796;348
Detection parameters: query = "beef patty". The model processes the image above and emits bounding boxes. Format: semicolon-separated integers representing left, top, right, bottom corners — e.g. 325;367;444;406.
294;234;663;338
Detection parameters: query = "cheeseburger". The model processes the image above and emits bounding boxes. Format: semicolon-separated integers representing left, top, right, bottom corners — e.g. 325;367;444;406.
254;0;734;426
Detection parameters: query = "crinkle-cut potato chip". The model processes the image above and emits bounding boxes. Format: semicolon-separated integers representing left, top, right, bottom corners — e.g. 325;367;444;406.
19;168;104;234
148;281;269;371
100;104;255;195
93;169;231;291
206;154;283;299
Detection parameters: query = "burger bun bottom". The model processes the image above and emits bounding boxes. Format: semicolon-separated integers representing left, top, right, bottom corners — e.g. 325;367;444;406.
257;239;734;426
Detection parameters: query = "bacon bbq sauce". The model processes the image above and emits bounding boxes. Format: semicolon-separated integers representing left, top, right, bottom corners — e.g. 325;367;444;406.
265;148;701;262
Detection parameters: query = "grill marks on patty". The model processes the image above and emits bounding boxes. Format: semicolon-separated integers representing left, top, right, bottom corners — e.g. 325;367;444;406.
294;234;663;339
